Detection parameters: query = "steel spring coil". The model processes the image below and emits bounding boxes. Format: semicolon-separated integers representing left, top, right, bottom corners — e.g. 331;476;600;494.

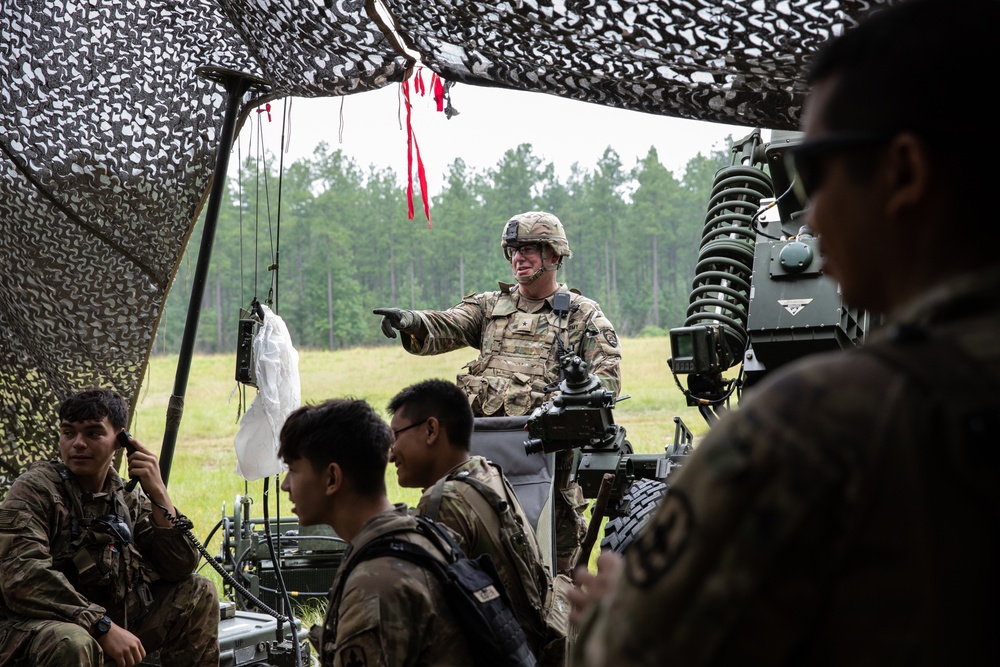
685;164;773;365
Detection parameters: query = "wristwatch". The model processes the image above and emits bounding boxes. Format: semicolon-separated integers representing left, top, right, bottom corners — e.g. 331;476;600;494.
93;614;112;639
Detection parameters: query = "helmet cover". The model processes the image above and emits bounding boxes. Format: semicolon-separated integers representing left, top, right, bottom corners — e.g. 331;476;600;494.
501;211;572;261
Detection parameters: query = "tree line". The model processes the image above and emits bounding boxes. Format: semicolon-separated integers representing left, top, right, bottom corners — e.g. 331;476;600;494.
152;140;732;355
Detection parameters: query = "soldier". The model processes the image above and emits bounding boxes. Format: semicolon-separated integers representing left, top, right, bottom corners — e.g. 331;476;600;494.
387;379;567;666
374;211;623;573
0;387;218;667
570;0;1000;665
278;398;474;667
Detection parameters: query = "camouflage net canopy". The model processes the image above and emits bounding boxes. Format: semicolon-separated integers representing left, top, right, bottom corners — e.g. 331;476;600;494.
0;0;888;492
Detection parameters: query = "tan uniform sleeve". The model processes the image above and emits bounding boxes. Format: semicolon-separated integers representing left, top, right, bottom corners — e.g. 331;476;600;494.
575;304;622;395
403;294;487;356
332;557;452;667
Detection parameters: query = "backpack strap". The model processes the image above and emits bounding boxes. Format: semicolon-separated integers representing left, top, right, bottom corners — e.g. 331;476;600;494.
328;519;462;624
424;475;449;522
425;464;549;642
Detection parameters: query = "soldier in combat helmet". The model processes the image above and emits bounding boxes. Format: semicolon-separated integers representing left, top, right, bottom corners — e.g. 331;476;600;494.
0;387;219;667
374;211;623;574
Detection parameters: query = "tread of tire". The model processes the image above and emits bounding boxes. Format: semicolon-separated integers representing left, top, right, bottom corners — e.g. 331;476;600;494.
600;478;667;554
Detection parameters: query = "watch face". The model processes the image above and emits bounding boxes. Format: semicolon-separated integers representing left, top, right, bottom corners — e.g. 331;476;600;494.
97;616;112;635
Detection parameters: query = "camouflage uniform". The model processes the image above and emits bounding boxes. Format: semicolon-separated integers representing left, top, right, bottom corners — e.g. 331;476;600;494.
401;283;621;417
415;456;564;664
318;505;474;667
0;461;219;667
573;268;1000;666
403;282;622;573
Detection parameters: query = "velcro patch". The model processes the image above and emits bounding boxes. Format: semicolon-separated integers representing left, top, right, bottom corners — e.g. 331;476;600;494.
0;508;29;531
510;313;539;334
473;584;500;603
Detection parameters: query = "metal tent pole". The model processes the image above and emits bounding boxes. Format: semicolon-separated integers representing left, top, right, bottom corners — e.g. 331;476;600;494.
159;67;269;485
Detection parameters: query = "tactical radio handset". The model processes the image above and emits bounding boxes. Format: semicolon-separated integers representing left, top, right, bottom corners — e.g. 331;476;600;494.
117;430;140;492
114;435;302;650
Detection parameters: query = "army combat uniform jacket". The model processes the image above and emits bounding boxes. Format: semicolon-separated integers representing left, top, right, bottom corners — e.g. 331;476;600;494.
416;456;555;658
402;283;622;417
319;505;474;667
574;268;1000;666
0;461;216;666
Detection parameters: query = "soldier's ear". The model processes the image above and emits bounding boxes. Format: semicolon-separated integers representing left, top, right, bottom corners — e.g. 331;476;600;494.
884;132;932;225
325;462;342;495
425;416;442;446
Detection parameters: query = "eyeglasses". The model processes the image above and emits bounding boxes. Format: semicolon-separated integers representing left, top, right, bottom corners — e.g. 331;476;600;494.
505;244;542;261
785;130;895;205
392;418;428;440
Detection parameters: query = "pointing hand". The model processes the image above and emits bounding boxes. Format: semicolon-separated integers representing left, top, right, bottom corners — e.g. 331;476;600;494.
372;308;417;339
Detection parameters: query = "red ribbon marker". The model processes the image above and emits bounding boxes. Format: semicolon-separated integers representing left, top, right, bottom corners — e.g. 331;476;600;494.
402;77;432;228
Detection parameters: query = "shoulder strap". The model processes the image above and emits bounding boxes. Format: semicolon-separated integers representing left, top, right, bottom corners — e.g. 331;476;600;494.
328;519;458;619
429;465;549;616
427;465;515;525
424;476;449;522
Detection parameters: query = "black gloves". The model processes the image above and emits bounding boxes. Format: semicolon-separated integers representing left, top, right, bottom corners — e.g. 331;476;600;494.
373;308;418;339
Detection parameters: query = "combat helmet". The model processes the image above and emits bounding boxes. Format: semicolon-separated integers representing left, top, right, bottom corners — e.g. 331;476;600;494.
501;211;573;262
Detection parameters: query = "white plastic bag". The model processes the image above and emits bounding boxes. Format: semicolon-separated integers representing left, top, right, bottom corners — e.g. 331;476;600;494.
234;304;301;481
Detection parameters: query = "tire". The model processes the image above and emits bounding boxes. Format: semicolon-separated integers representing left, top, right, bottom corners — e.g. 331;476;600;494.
600;478;667;554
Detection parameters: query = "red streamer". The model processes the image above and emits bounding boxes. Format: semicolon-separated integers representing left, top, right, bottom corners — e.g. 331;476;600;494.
432;74;444;112
402;75;432;228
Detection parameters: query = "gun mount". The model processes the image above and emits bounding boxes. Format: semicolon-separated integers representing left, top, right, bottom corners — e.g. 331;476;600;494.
524;355;692;521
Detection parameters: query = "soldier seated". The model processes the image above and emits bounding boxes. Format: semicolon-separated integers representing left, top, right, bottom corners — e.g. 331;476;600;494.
0;387;219;667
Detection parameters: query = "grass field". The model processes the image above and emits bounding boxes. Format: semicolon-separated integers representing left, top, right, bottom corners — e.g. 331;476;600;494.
127;336;710;591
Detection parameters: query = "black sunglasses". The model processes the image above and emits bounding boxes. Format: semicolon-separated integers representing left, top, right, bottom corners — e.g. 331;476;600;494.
785;130;896;205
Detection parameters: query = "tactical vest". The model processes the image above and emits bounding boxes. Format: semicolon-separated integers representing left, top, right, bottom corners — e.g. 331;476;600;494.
50;463;150;613
457;289;580;417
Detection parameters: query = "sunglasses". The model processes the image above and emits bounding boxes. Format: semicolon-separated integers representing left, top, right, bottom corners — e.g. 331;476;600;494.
785;130;895;205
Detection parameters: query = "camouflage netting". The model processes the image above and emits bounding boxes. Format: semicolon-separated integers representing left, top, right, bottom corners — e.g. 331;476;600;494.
0;0;890;494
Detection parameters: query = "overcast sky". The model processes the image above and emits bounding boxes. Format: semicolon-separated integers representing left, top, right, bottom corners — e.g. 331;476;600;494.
235;73;765;197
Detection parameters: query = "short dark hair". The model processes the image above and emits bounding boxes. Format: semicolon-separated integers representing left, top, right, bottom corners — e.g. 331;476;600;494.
278;398;391;496
808;0;994;200
387;379;474;450
59;388;128;430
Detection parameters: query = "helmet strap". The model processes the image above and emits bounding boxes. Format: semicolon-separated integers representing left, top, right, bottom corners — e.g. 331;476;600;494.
513;246;560;284
515;267;546;284
541;247;562;272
